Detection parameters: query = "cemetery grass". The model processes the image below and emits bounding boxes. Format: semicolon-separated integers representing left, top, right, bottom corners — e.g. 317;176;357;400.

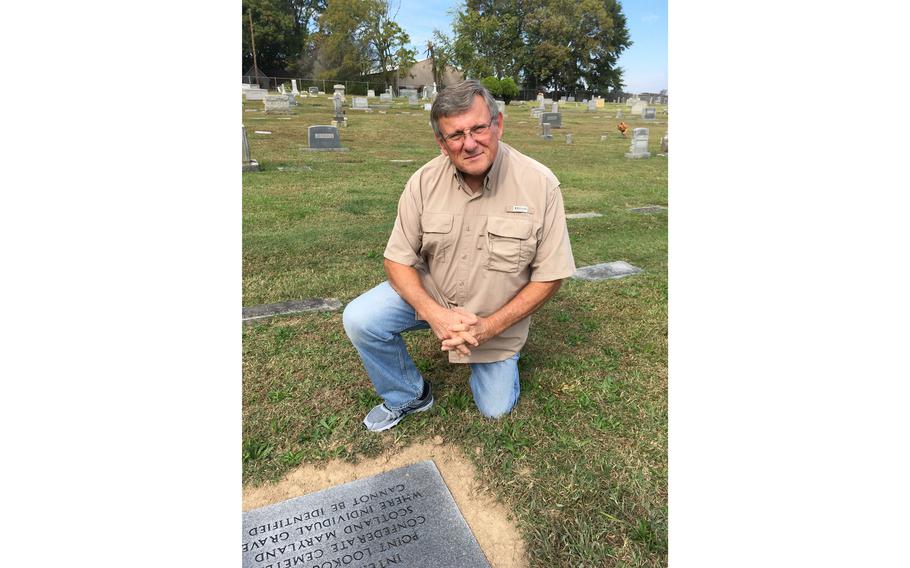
243;98;668;567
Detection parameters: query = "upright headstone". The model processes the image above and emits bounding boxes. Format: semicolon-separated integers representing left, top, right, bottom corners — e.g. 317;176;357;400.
307;125;343;150
595;97;605;109
495;100;505;116
242;126;259;172
567;96;575;103
616;110;623;119
643;107;657;120
541;122;553;140
277;84;286;95
565;133;573;144
551;102;559;114
624;127;650;159
660;134;668;154
424;103;432;111
379;93;393;103
367;89;375;97
308;86;319;96
264;94;291;114
244;88;267;101
352;96;369;110
333;84;345;97
631;100;647;116
291;80;300;95
587;99;597;112
408;93;418;105
286;92;298;106
332;92;346;125
540;112;562;128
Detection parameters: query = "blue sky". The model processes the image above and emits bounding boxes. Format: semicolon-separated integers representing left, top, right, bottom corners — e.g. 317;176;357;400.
392;0;667;94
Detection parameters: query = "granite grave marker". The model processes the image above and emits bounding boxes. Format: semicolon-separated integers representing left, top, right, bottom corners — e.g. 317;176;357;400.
242;461;490;568
624;127;650;159
304;125;349;151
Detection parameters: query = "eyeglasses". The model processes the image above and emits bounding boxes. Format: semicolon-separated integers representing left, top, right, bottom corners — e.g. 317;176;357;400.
442;118;495;145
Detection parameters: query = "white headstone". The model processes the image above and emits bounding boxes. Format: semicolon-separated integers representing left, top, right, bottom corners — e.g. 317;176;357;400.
367;89;375;97
264;94;291;113
624;127;650;159
291;80;299;95
352;96;369;110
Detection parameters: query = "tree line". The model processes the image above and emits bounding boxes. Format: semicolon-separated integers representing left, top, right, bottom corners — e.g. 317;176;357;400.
242;0;632;96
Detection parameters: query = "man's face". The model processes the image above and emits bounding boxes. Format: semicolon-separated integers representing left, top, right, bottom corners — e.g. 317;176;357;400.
435;95;504;181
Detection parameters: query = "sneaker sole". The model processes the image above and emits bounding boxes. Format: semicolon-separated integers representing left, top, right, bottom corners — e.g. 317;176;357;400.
364;398;434;432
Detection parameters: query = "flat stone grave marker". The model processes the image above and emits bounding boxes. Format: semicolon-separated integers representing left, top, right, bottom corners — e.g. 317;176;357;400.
253;130;271;135
305;125;349;151
540;112;562;128
628;205;667;214
573;261;643;281
242;298;342;323
242;461;491;568
566;212;602;219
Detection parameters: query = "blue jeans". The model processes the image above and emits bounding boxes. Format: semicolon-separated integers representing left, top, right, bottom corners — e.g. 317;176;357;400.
343;281;520;418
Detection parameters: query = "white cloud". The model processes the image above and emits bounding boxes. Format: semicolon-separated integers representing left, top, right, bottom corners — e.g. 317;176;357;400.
642;13;660;23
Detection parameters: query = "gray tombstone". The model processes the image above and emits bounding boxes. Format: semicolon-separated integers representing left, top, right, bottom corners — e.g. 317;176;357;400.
660;134;668;154
308;86;319;96
242;461;490;568
565;133;573;144
367;89;375;97
541;122;553;140
264;94;291;114
408;94;418;105
587;99;597;112
540;112;562;128
616;110;623;119
624;127;650;159
242;298;341;323
567;96;575;103
286;92;298;106
352;96;369;110
631;100;647;116
306;125;346;151
379;93;393;103
551;102;559;114
333;84;345;97
643;107;656;120
242;126;259;172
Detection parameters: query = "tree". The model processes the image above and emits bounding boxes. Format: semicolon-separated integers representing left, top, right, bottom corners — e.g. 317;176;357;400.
450;0;631;97
311;0;414;90
242;0;325;76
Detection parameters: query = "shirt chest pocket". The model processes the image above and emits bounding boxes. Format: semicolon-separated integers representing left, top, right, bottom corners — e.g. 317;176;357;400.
483;216;534;272
420;213;454;263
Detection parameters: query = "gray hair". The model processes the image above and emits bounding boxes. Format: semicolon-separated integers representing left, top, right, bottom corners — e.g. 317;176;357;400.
429;80;499;139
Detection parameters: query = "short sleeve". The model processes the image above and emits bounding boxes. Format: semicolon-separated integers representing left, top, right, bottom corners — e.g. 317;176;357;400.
529;185;576;281
383;176;424;266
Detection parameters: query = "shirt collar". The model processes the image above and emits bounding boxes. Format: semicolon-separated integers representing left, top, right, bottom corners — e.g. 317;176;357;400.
451;141;508;195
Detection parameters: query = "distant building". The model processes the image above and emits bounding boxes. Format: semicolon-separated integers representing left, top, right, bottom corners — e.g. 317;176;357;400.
366;57;464;95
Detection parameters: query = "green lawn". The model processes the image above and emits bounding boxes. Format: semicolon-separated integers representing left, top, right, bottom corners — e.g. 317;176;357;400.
243;94;667;567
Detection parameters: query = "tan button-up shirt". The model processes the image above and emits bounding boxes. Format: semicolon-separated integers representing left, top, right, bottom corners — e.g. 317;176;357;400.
384;142;576;363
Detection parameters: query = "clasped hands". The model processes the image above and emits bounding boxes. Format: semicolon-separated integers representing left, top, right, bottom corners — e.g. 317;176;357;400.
428;306;492;356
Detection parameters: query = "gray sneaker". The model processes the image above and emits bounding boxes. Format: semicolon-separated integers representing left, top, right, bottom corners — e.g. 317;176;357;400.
363;382;433;432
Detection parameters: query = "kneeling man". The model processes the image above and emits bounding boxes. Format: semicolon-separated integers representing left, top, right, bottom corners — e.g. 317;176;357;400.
343;80;575;432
